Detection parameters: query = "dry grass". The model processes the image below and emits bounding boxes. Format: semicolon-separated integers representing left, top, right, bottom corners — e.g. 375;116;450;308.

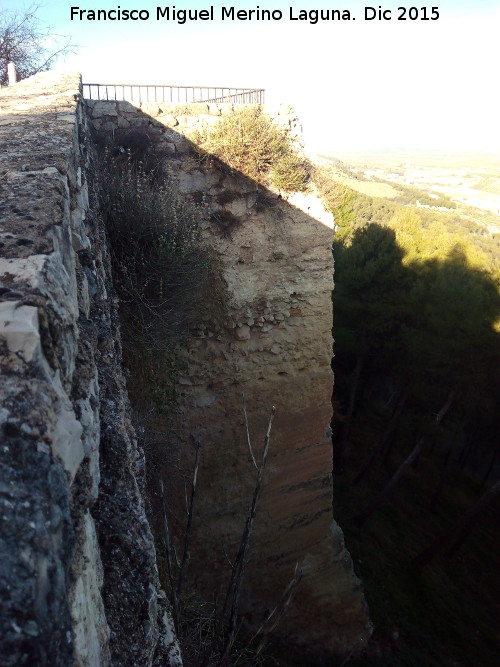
99;150;225;350
194;106;310;192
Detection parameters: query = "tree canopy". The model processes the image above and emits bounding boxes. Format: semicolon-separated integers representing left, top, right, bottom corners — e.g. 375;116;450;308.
319;161;500;475
0;4;73;86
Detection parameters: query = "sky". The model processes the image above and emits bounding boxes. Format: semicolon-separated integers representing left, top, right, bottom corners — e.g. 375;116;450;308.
3;0;500;153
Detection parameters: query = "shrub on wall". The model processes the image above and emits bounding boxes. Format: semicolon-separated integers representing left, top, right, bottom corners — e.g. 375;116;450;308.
99;151;225;350
194;106;310;192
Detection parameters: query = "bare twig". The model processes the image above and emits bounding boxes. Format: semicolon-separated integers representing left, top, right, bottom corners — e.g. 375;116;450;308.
222;543;235;571
354;388;457;526
218;406;276;665
235;562;302;665
184;479;190;515
414;479;500;566
242;393;258;471
161;479;180;632
177;442;201;605
162;404;292;665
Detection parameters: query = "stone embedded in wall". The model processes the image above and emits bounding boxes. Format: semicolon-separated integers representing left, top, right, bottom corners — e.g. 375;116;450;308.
0;72;181;666
87;96;372;659
85;98;303;150
70;511;111;666
0;301;40;362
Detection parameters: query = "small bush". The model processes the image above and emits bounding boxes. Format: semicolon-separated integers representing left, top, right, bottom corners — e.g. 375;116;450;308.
99;152;225;350
271;153;309;192
195;106;310;192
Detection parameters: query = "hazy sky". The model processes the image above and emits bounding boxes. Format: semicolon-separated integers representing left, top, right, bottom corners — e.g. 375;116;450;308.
3;0;499;152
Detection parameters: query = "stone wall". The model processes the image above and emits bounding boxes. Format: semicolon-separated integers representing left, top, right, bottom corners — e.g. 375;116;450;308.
0;73;181;666
85;98;371;659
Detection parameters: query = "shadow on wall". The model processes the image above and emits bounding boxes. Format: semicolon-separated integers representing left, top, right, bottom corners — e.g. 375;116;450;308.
87;98;374;663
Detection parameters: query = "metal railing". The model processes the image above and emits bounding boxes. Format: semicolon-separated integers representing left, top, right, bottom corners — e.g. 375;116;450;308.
82;83;265;105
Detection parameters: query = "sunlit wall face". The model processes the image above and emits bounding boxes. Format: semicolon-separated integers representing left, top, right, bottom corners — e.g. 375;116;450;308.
4;0;499;152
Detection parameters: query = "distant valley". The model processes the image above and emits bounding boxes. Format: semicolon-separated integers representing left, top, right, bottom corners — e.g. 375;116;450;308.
315;150;500;236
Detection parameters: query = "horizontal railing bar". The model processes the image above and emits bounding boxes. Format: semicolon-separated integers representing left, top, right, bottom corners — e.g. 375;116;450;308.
83;83;264;92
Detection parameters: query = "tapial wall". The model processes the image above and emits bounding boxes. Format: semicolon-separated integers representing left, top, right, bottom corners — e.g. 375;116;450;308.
86;96;371;658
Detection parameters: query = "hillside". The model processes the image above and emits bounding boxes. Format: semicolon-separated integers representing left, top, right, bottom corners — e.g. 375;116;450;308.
313;152;500;667
317;150;500;235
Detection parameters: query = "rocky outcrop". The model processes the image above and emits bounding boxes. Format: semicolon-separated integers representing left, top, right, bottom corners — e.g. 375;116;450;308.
85;99;371;659
0;72;180;666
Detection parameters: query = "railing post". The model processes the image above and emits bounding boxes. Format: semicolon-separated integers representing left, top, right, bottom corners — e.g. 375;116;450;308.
7;62;18;85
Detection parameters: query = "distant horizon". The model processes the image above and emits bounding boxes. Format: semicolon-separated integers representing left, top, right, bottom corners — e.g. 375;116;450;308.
315;146;500;156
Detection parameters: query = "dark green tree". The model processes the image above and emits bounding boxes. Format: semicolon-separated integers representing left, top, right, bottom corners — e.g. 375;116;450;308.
333;224;409;470
354;246;500;523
